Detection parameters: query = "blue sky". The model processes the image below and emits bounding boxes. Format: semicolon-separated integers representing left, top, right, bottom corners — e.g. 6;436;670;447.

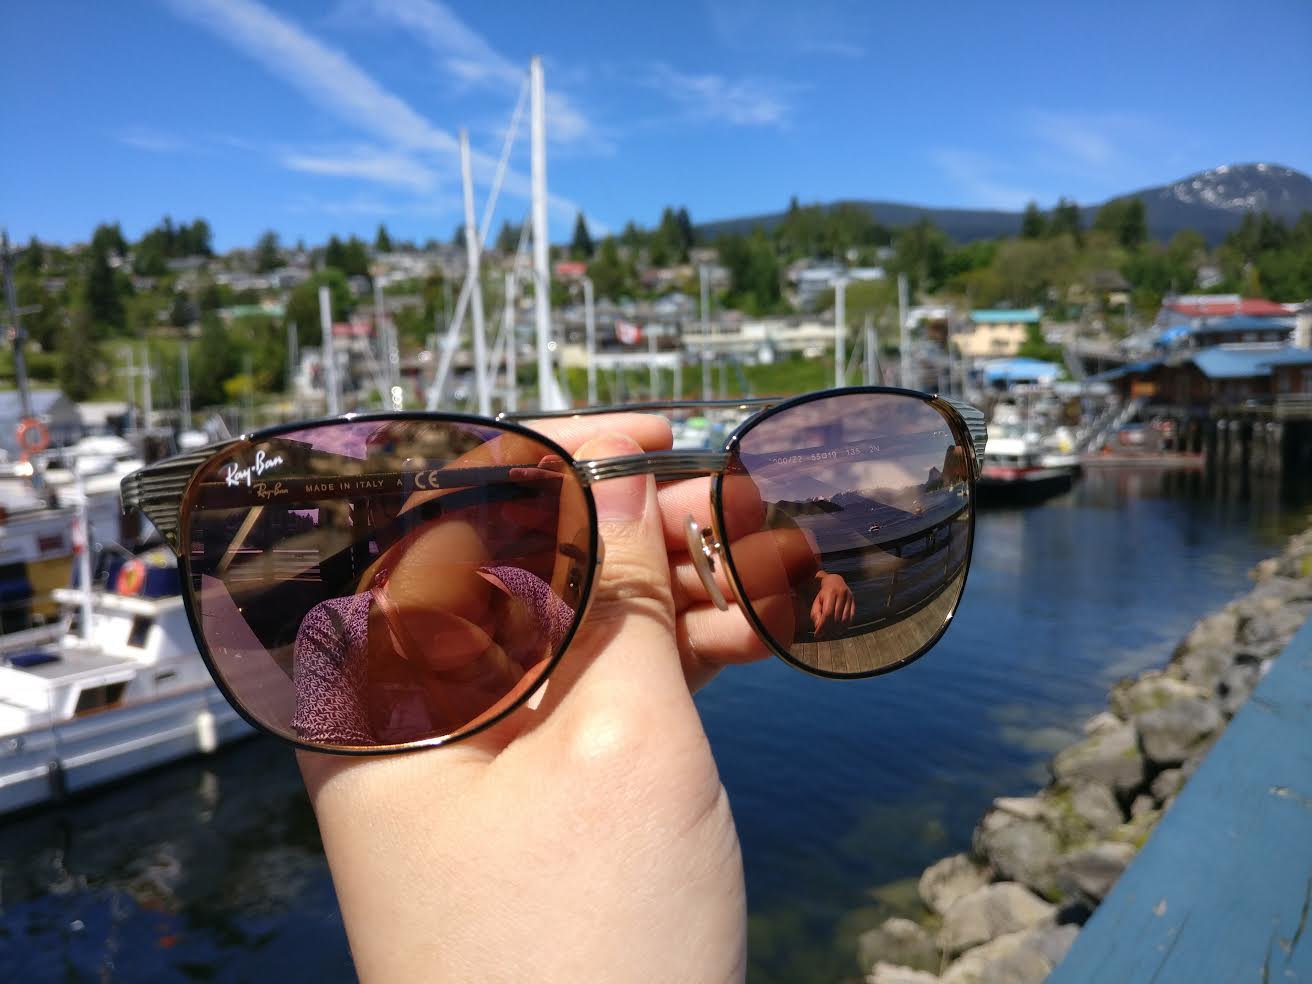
4;0;1311;251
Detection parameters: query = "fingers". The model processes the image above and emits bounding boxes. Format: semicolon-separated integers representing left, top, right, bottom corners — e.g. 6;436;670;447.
525;413;673;456
677;593;795;691
523;432;693;729
656;473;765;549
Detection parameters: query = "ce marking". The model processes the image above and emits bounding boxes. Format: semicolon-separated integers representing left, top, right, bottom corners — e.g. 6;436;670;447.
412;469;444;490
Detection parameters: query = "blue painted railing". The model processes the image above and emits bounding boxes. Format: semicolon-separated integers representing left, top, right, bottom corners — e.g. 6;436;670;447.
1049;613;1312;982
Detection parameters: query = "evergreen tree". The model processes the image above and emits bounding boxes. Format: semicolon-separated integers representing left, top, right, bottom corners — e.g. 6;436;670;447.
495;220;520;254
1020;202;1046;239
255;230;281;272
85;244;125;333
570;212;595;259
1048;197;1083;241
57;317;100;399
375;224;393;253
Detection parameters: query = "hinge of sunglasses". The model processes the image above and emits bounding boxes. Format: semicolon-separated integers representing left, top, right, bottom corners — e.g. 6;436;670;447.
683;515;730;612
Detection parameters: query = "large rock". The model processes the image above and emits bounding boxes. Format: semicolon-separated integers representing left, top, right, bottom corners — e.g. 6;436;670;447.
939;927;1061;984
1133;695;1223;766
1068;783;1122;836
1051;721;1144;795
1150;768;1185;805
1218;662;1263;717
1082;711;1123;735
1109;673;1209;719
919;853;992;916
1054;842;1137;902
1170;644;1234;692
1241;605;1311;654
938;883;1055;956
972;810;1060;895
858;918;940;975
867;963;942;984
1177;609;1239;655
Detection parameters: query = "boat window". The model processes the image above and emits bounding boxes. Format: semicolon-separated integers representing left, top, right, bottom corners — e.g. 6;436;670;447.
154;671;176;685
75;682;127;715
127;616;153;648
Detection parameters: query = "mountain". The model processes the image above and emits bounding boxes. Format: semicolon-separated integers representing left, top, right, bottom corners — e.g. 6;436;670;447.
696;163;1312;245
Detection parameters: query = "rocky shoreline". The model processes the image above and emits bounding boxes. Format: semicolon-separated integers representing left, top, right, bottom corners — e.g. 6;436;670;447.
851;523;1312;984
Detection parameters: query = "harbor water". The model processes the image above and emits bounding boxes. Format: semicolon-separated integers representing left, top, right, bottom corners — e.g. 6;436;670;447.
1;466;1308;983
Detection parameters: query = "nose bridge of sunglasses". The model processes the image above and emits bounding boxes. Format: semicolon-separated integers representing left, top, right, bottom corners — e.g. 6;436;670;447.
683;515;730;612
573;450;732;486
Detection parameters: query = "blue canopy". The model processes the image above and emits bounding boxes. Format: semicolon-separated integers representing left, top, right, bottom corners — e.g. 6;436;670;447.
982;358;1062;384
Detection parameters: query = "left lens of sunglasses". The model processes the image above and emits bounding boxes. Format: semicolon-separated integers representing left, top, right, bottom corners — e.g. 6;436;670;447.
181;419;594;751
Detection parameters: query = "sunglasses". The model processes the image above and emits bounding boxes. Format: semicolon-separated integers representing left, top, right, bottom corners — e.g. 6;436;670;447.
122;387;986;755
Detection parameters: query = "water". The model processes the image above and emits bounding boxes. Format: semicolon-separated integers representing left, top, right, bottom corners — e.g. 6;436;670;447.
1;467;1308;983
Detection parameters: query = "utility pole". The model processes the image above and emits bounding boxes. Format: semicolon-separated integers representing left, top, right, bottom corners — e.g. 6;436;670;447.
864;314;877;386
834;278;848;389
897;272;911;390
179;343;192;430
319;285;340;415
530;56;558;409
699;264;711;401
460;128;490;416
583;276;597;405
503;272;517;413
1;231;36;421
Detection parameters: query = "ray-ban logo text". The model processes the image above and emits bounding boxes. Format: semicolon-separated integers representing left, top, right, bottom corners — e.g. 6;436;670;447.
224;450;285;488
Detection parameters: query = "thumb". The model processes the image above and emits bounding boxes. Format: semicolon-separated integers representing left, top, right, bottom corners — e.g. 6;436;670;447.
536;431;690;720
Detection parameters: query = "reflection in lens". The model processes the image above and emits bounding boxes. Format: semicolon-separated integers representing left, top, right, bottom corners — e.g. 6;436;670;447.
720;393;973;676
183;420;593;749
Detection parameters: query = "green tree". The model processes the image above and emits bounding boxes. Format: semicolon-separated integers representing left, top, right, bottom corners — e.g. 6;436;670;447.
91;223;128;258
191;313;238;408
57;316;100;399
891;220;948;295
169;291;197;327
1094;197;1148;250
1020;202;1046;239
495;220;521;254
587;237;632;300
570;212;595;260
84;244;126;334
719;230;782;315
375;224;393;253
1048;197;1083;242
285;269;354;350
1016;323;1064;364
324;236;370;277
255;230;282;272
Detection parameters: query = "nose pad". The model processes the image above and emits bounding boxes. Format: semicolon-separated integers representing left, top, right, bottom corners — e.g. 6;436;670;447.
683;515;730;611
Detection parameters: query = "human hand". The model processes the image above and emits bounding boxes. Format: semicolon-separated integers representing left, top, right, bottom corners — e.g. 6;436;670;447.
811;572;856;636
298;414;755;983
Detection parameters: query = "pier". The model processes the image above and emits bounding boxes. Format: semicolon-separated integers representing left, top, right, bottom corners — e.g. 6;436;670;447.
1049;613;1312;982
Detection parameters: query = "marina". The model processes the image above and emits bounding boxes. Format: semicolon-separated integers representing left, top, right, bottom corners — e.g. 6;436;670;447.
0;467;1306;982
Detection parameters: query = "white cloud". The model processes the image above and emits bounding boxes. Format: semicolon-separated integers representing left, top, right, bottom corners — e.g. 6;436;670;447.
280;146;438;192
343;0;604;150
647;63;793;127
929;149;1043;211
285;194;454;217
118;126;189;153
162;0;590;230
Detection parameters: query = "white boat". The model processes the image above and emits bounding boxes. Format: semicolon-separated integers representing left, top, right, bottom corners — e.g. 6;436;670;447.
978;402;1078;503
0;552;253;815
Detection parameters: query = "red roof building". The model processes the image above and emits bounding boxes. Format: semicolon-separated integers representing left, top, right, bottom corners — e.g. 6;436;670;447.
1166;297;1292;318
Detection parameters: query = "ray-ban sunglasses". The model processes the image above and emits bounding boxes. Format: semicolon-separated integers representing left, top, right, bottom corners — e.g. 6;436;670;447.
122;387;986;755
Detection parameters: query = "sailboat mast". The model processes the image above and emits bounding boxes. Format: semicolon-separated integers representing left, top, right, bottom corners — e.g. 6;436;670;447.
530;56;556;409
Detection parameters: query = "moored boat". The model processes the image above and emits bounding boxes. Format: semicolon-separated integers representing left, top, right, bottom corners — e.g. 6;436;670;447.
0;551;253;816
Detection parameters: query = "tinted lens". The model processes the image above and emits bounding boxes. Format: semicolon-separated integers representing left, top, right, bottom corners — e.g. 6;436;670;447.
182;419;594;750
718;393;973;676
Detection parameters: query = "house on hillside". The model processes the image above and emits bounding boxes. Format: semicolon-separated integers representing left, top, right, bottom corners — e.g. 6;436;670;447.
956;309;1042;359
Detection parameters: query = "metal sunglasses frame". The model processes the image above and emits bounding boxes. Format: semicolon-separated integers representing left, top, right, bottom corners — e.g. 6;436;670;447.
122;386;987;754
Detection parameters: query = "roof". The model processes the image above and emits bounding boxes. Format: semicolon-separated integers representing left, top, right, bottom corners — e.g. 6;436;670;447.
1085;360;1161;383
1158;316;1295;345
1167;298;1292;318
983;357;1062;383
971;308;1042;325
0;390;74;420
1190;346;1312;379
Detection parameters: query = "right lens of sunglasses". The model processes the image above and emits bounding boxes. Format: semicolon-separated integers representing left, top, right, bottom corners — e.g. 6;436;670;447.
181;419;594;751
718;393;973;677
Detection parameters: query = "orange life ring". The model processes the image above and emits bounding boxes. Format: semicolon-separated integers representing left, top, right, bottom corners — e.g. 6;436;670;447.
117;560;147;596
16;418;49;456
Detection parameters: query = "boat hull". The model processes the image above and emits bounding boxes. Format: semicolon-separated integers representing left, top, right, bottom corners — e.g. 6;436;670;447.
976;465;1077;506
0;686;253;815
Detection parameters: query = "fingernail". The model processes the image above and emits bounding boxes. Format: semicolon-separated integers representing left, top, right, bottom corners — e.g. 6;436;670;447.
578;433;647;523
